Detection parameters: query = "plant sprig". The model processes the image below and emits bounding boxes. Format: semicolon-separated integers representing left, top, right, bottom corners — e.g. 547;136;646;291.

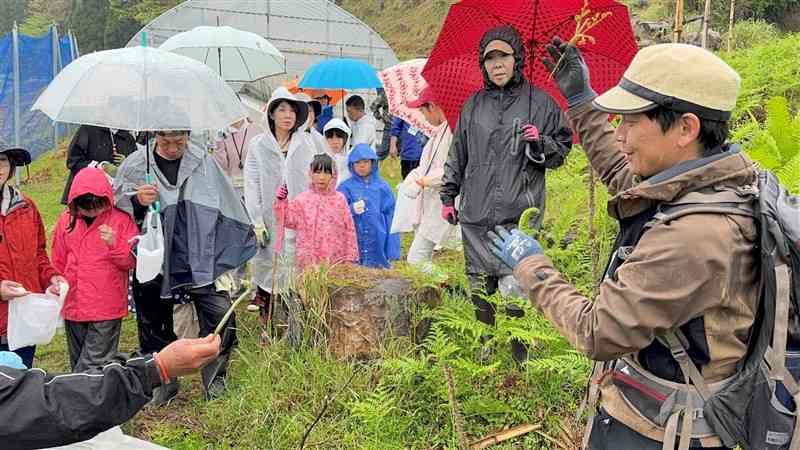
548;0;613;78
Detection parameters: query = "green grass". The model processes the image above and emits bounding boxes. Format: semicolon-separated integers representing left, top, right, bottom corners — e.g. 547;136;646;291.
24;146;596;449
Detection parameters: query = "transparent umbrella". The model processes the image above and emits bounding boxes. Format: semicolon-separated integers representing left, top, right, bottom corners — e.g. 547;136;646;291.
32;46;247;132
159;25;286;83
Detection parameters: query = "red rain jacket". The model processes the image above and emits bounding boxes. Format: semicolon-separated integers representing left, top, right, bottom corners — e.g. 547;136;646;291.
52;168;137;322
0;188;59;336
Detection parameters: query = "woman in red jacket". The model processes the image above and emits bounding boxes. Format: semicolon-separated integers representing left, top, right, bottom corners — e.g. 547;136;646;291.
0;147;66;368
52;167;138;372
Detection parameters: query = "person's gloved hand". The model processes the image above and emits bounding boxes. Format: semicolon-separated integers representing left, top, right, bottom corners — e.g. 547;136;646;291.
487;226;543;270
522;124;540;142
541;36;597;107
441;205;458;225
353;200;366;215
100;162;118;177
0;351;26;370
276;184;288;201
254;224;270;248
113;153;126;166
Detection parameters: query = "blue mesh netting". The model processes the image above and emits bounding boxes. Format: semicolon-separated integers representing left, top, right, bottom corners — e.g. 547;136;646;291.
0;28;78;160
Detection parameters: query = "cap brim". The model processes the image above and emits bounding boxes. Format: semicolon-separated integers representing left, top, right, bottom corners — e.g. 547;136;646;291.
0;148;31;166
407;98;429;109
593;86;658;115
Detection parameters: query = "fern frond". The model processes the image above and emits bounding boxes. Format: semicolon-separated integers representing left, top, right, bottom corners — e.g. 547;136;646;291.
766;96;798;163
776;152;800;195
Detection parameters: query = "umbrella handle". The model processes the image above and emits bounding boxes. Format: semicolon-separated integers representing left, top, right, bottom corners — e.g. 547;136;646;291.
511;118;522;156
144;173;161;214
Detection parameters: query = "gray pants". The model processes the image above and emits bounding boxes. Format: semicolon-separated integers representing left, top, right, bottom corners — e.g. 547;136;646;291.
65;319;122;373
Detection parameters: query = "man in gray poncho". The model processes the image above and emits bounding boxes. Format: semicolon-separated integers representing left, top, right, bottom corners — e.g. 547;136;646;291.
114;130;256;402
440;25;573;361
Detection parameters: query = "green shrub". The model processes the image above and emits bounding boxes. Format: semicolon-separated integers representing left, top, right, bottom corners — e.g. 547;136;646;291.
722;19;781;51
723;33;800;125
735;96;800;193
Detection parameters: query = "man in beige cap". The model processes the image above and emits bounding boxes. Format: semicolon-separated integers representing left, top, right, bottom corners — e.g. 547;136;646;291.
487;38;758;449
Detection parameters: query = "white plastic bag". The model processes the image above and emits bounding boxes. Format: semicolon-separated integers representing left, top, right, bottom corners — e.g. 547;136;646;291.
390;181;418;234
7;283;69;351
133;211;165;283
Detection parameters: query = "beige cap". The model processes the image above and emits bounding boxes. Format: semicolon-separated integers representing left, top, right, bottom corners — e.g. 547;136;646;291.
483;40;514;57
594;43;741;121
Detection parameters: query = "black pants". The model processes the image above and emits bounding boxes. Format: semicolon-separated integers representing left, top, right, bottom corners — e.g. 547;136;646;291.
132;277;237;391
588;409;730;450
467;274;527;362
400;159;420;180
65;319;122;372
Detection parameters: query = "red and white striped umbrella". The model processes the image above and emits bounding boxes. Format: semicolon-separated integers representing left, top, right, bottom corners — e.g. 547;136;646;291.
378;59;436;138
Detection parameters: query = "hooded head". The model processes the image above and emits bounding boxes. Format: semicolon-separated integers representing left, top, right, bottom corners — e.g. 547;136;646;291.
347;144;379;181
266;87;309;138
478;25;526;90
323;118;351;154
67;167;115;231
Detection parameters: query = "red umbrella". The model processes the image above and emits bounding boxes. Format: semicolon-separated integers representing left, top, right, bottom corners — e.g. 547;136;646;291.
422;0;638;130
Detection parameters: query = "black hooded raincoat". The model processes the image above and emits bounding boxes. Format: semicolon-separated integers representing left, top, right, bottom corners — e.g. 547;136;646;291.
440;25;573;276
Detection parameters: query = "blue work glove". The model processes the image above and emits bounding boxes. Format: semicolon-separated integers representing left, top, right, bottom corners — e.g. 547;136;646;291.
541;36;597;108
0;351;26;370
487;226;543;270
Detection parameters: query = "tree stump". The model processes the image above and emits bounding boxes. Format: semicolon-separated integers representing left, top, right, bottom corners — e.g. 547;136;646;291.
326;274;439;358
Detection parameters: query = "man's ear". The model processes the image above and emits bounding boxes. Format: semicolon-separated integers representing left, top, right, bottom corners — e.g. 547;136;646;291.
677;113;702;150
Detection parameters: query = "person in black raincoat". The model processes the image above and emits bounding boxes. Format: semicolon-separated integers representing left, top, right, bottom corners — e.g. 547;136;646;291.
61;125;137;204
440;25;573;360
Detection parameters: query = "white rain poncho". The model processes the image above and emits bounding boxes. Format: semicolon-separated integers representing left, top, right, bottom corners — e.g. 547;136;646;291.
244;88;318;293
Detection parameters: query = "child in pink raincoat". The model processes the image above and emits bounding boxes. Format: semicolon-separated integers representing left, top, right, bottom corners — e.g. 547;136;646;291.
51;167;138;372
273;154;358;270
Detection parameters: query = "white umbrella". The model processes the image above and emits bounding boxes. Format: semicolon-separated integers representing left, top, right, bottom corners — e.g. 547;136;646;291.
32;46;247;132
159;25;286;83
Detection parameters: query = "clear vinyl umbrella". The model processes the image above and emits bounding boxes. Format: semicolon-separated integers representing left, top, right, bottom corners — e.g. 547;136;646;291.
159;25;286;83
32;46;247;132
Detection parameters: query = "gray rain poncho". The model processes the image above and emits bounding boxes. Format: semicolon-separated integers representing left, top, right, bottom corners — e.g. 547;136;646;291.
440;25;574;277
114;141;256;298
244;87;321;293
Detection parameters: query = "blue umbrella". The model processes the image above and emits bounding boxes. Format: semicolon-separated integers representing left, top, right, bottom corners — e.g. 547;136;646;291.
298;58;383;90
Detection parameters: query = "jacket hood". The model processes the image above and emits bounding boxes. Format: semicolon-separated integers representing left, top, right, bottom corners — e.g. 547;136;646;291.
67;167;115;206
266;87;309;137
479;25;526;90
347;144;379;181
323;118;352;144
611;144;759;218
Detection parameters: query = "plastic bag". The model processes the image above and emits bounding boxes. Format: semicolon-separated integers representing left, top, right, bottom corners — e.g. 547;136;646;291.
498;274;524;299
133;211;165;283
7;283;69;351
390;181;418;234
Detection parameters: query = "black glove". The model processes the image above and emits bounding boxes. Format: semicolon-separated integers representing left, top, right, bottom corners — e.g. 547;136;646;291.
542;37;597;107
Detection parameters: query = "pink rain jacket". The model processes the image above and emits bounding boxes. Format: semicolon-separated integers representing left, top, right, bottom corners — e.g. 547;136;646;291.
52;168;138;322
273;170;358;271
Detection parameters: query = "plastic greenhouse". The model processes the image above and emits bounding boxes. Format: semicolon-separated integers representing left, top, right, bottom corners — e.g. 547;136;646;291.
126;1;399;80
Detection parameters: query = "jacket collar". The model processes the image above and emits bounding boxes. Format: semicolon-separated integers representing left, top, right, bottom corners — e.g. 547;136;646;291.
609;144;759;219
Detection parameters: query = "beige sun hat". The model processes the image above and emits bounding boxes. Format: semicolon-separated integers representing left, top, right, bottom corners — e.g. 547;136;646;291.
593;43;741;121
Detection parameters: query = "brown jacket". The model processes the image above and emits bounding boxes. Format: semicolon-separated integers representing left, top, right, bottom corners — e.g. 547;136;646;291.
514;102;760;442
